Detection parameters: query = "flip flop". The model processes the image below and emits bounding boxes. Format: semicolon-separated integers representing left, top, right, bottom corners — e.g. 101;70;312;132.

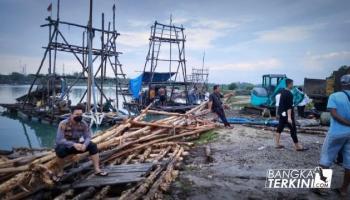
296;147;309;151
52;173;65;182
275;145;284;149
95;171;108;176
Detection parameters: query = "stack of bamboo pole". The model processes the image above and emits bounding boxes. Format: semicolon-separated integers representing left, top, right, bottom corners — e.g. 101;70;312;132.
0;102;215;199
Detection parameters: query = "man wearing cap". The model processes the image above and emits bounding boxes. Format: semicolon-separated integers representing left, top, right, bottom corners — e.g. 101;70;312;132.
319;74;350;196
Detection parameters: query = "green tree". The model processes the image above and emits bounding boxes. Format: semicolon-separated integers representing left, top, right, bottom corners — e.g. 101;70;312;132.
228;82;238;90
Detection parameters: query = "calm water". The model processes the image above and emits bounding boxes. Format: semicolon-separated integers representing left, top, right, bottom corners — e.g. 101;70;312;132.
0;85;129;151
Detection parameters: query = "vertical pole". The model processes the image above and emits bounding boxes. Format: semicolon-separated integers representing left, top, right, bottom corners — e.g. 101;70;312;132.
48;23;52;75
181;28;188;103
149;22;157;88
169;15;172;80
87;0;96;113
100;13;105;111
112;4;119;110
82;31;86;104
57;0;60;20
48;21;53;105
52;0;60;113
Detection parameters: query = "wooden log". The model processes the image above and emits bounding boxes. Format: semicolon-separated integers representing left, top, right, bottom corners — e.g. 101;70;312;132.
0;151;50;168
93;185;111;200
119;165;163;200
133;102;154;121
2;185;46;200
130;120;182;129
139;147;152;163
153;146;172;164
105;125;214;162
143;110;187;116
0;152;56;174
152;142;193;148
119;148;179;200
122;151;140;165
72;186;95;200
53;189;74;200
92;122;131;143
143;147;183;200
97;126;151;150
160;169;179;192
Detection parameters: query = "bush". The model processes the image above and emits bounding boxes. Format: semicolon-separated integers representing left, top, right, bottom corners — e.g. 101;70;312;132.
228;83;237;90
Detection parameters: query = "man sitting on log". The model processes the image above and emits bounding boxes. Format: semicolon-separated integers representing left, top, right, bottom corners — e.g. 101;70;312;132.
54;104;108;181
208;85;234;128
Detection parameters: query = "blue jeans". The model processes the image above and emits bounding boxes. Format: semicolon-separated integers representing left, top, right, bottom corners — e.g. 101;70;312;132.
320;132;350;169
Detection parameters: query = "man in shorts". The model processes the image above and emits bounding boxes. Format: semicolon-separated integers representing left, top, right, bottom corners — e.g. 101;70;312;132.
319;74;350;196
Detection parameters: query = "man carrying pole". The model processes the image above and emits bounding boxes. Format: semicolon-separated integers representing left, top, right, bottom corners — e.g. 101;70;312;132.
208;85;234;128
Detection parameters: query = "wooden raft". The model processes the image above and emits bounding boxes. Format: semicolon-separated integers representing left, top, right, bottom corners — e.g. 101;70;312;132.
72;163;154;188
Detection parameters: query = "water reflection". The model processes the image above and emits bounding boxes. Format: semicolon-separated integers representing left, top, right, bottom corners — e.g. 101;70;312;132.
0;113;56;150
0;85;128;150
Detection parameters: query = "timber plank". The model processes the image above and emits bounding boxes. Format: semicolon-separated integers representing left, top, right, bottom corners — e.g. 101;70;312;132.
73;163;153;188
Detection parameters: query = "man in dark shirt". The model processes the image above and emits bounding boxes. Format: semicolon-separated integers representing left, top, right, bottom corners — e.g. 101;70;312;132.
275;79;308;151
208;85;233;128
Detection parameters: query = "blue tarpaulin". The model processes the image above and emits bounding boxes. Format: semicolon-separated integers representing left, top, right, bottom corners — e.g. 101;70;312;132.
142;72;176;83
129;74;143;99
224;117;279;127
129;72;176;99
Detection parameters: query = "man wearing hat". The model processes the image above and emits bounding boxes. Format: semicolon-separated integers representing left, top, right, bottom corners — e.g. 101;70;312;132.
319;74;350;196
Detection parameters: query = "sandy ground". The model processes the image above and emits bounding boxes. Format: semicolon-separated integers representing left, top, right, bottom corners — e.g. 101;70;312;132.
166;125;347;200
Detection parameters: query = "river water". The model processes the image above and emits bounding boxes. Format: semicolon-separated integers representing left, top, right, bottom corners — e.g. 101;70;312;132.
0;85;128;151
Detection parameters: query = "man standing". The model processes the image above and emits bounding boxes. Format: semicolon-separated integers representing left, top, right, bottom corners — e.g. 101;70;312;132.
319;74;350;196
54;105;107;181
275;79;308;151
208;85;233;128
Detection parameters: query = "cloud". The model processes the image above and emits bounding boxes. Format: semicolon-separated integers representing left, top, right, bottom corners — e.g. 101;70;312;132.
208;58;282;71
119;18;240;51
256;26;311;43
302;51;350;76
193;19;239;30
118;31;149;48
127;20;151;28
186;28;224;50
255;23;328;43
183;19;240;50
308;51;350;60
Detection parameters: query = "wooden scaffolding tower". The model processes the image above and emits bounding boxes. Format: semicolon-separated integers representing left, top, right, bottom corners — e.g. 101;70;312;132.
142;20;190;101
22;0;128;114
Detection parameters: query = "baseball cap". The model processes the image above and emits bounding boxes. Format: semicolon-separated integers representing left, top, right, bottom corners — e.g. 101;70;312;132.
340;74;350;85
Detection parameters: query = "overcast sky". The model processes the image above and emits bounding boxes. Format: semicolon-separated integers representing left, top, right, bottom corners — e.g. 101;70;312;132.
0;0;349;84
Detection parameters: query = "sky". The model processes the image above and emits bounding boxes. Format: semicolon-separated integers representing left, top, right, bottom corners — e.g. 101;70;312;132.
0;0;349;84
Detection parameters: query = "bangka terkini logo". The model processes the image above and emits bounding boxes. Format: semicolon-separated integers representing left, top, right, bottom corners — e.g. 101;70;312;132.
265;167;332;189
